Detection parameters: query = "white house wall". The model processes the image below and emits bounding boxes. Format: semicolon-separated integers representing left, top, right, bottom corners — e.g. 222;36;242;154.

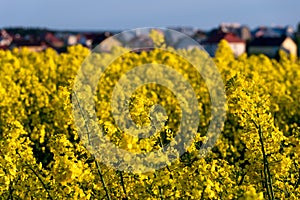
229;43;246;56
281;38;297;56
203;43;245;57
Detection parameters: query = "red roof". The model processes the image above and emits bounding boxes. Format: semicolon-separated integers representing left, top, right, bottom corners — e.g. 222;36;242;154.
45;33;63;43
204;32;245;44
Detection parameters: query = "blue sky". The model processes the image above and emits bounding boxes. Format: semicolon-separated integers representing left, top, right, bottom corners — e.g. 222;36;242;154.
1;0;299;31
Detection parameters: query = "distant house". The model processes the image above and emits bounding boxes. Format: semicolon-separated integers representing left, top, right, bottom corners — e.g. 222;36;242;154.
11;39;48;52
247;36;297;58
296;24;300;57
117;31;136;45
0;29;13;48
93;37;122;52
164;29;185;46
252;26;294;38
202;32;246;57
91;32;114;48
169;27;196;36
192;30;207;43
219;23;252;41
67;35;78;46
44;32;64;48
175;37;200;50
126;35;153;49
77;34;88;47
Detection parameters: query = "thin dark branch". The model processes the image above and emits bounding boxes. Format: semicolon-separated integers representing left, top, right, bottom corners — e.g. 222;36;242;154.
117;170;128;199
295;168;300;188
16;151;53;200
238;172;246;186
7;175;20;200
200;185;207;200
158;185;164;200
94;157;111;200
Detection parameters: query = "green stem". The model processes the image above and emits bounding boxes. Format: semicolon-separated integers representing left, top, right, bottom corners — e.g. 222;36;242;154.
73;91;112;200
72;91;91;145
252;119;274;200
95;160;112;200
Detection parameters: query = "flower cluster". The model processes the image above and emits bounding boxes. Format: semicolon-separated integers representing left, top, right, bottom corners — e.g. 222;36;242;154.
0;40;299;199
